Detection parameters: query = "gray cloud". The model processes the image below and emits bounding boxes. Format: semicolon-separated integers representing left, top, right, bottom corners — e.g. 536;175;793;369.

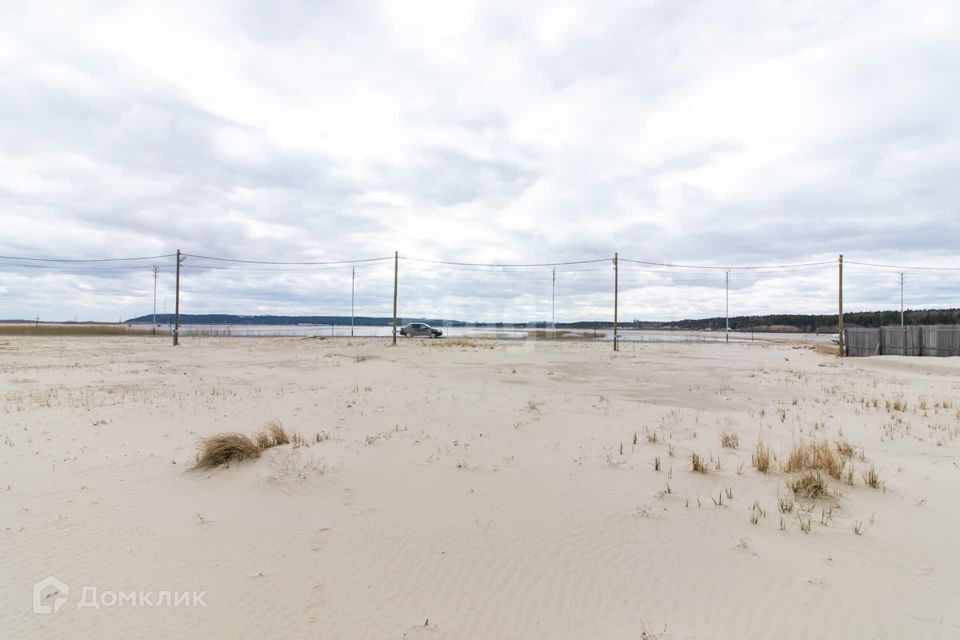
0;0;958;322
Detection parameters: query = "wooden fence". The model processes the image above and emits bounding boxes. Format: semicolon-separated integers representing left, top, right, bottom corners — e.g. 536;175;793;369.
845;325;960;357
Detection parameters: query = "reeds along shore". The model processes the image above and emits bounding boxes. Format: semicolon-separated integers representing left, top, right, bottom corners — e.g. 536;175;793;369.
0;324;155;336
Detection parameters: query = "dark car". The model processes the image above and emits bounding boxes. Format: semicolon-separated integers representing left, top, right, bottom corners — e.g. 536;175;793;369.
399;322;442;338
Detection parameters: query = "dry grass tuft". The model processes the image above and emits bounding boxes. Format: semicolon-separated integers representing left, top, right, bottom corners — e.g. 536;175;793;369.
691;453;707;473
861;464;881;488
784;438;848;480
254;431;273;450
752;439;772;473
193;433;261;469
720;430;739;449
789;471;829;499
263;420;290;446
835;439;856;458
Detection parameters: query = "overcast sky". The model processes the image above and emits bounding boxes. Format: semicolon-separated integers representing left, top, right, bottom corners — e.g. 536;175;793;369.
1;0;957;323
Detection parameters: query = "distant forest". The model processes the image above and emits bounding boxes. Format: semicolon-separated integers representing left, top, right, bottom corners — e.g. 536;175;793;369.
637;308;960;333
126;309;960;333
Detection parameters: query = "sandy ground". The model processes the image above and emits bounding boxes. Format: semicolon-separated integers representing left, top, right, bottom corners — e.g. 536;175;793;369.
1;336;959;639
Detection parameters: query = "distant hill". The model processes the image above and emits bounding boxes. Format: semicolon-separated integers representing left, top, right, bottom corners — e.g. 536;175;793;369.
126;309;960;332
125;314;467;327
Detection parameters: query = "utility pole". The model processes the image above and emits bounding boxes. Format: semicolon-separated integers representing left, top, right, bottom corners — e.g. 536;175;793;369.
551;267;556;340
174;250;182;346
152;265;159;335
613;253;619;352
351;267;356;337
392;251;398;346
725;269;730;343
899;272;905;326
837;254;844;357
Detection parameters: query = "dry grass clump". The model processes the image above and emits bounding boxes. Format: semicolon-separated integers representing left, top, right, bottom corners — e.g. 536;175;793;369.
752;439;772;473
193;433;262;470
691;453;707;473
720;430;739;449
525;329;604;341
194;420;316;470
835;439;856;458
784;438;851;480
862;464;881;488
428;338;488;348
263;420;290;446
789;471;829;499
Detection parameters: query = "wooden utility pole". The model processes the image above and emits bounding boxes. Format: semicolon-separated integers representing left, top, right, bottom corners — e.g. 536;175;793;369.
392;251;398;346
725;269;730;343
152;265;159;335
174;250;181;346
613;252;619;352
837;254;844;357
351;266;356;337
551;267;556;340
899;272;905;326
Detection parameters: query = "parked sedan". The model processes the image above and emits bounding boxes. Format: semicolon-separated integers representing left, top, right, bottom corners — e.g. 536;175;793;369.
399;322;442;338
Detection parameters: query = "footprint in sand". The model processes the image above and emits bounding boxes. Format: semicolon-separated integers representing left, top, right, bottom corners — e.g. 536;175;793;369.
305;584;325;624
310;527;330;551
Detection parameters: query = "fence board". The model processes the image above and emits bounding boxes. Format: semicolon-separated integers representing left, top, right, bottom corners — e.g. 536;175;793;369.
846;325;960;357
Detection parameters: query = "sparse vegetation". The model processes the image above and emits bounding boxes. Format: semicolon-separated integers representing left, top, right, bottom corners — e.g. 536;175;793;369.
777;495;794;513
784;438;848;480
789;471;829;499
193;420;309;470
0;323;155;336
193;433;261;470
752;439;771;473
862;464;881;488
691;453;707;473
263;420;290;446
720;430;739;449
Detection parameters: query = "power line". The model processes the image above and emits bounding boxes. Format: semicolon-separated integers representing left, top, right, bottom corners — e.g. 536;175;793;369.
0;262;168;272
183;253;394;266
619;258;835;270
0;253;176;263
400;256;610;268
845;260;960;272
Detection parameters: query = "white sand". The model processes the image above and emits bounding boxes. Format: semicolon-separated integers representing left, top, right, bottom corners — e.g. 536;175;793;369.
2;336;959;639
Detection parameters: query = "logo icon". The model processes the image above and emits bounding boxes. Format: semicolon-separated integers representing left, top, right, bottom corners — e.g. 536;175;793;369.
33;576;69;614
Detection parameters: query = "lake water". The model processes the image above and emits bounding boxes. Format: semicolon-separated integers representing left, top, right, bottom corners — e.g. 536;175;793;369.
168;324;831;344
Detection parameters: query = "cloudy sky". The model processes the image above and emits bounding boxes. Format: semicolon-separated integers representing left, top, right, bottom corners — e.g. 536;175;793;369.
1;0;957;323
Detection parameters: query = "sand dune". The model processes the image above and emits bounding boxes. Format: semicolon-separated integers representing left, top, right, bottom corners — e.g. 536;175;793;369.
1;336;959;639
